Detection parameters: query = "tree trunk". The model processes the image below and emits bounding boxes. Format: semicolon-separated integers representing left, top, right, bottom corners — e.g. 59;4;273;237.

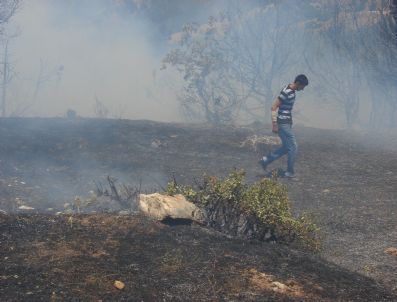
1;42;8;117
263;79;274;123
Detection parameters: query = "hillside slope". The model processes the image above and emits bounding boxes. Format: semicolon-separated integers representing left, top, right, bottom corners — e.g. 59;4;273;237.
0;117;396;301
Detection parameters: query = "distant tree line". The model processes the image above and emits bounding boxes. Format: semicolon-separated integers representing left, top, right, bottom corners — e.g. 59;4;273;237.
307;0;397;129
2;0;396;127
158;0;397;129
0;0;65;118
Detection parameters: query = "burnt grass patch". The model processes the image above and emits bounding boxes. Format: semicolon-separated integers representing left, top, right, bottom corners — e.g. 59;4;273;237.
0;117;397;301
1;213;396;301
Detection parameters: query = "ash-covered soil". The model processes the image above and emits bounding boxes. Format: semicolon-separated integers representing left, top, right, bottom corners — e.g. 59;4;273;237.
0;117;397;301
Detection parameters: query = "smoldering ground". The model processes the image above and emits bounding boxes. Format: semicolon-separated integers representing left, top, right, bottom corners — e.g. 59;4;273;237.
0;118;171;212
0;2;396;300
1;117;397;301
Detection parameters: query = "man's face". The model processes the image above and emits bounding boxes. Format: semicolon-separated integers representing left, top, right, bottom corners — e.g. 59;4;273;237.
296;84;306;91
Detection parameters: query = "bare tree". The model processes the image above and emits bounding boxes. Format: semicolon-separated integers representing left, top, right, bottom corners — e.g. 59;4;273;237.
0;0;19;29
303;0;367;128
163;2;305;124
1;38;10;117
163;17;245;124
0;0;19;117
302;0;397;129
93;95;109;118
10;60;64;117
363;1;397;128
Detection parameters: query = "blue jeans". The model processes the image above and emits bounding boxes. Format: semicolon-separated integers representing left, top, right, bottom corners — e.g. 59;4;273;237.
267;123;297;174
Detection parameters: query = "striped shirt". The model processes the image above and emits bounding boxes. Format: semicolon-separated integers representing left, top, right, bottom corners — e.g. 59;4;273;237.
277;85;296;124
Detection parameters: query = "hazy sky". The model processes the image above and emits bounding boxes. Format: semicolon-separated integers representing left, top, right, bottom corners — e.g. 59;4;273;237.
6;0;182;121
4;0;377;129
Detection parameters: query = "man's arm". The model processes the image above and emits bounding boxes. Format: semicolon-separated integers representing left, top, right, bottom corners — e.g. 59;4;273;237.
271;97;281;133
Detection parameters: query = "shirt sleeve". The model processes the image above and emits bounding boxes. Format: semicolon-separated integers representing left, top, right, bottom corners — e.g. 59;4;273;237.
278;86;294;102
278;89;289;102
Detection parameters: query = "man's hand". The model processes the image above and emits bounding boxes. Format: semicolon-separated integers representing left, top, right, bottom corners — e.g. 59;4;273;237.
271;98;281;134
272;122;278;133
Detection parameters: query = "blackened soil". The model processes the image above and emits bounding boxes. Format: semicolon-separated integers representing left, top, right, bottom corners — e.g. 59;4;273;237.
0;117;397;301
1;213;396;301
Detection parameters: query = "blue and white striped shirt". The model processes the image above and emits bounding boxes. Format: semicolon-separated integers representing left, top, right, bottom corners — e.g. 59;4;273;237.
277;85;296;124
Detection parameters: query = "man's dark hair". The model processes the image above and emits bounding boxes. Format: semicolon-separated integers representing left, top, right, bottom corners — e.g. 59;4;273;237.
294;74;309;86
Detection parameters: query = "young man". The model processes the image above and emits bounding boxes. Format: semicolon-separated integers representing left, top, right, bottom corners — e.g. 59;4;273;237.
259;74;309;178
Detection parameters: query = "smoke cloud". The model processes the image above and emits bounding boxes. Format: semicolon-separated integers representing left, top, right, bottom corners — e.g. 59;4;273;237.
5;0;182;121
3;1;396;130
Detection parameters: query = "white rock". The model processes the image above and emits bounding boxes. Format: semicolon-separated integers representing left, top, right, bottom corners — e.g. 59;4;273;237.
114;280;125;290
138;193;204;223
385;247;397;256
272;281;289;292
119;210;131;216
18;205;35;210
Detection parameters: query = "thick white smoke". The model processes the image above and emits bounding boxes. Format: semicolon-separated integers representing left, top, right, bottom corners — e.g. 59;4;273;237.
5;0;182;121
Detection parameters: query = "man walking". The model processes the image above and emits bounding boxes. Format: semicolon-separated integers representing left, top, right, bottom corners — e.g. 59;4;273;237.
259;74;309;178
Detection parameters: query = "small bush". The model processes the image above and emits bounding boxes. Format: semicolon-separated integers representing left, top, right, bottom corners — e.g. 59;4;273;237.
165;170;320;251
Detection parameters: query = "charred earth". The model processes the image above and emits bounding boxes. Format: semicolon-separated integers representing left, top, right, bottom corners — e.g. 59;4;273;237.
0;117;396;301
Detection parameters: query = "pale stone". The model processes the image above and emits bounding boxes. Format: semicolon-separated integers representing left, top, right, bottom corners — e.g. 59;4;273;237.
114;280;125;290
138;193;204;223
18;205;34;210
272;281;289;292
385;247;397;256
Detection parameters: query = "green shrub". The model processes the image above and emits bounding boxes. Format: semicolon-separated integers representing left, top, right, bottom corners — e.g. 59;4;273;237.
165;170;320;251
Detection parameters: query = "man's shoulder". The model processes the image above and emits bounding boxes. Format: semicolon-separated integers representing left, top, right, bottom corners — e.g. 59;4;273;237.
280;84;294;95
279;85;295;101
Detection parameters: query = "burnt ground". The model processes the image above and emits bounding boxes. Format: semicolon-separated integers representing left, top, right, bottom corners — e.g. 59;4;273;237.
0;117;397;301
